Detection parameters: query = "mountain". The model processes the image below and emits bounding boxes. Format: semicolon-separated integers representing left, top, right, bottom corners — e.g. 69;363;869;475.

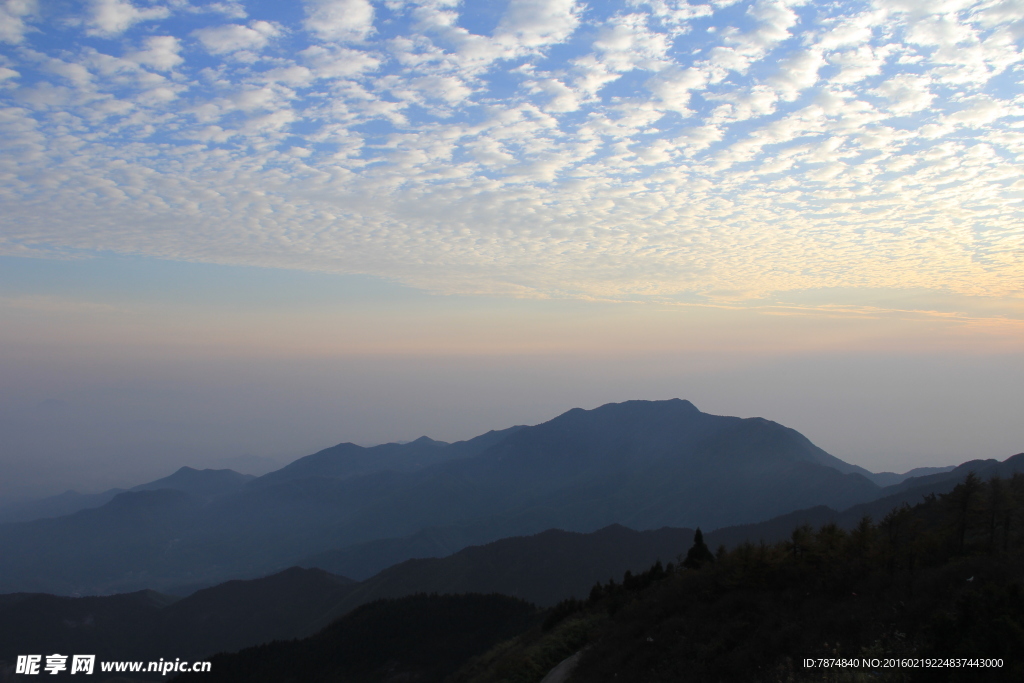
0;467;255;525
251;427;525;489
0;589;175;668
0;400;888;594
173;467;1024;683
151;567;358;658
0;488;126;525
0;567;358;670
859;464;955;487
3;454;1019;677
132;467;254;498
303;451;1024;584
700;452;1024;550
175;594;539;683
448;470;1024;683
0;524;691;671
308;524;696;630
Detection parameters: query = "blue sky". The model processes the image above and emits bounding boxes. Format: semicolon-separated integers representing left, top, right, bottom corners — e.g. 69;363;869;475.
1;0;1023;501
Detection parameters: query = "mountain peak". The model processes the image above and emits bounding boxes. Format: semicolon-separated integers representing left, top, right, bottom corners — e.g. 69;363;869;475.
410;436;446;445
597;398;699;412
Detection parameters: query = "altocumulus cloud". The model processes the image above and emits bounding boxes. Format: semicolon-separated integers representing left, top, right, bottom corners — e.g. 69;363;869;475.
0;0;1022;301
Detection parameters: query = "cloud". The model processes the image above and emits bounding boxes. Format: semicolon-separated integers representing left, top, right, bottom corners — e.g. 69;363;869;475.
126;35;183;71
528;77;581;112
0;0;37;44
1;0;1023;304
872;73;934;114
494;0;581;48
828;45;889;85
85;0;170;37
178;1;248;19
593;13;672;72
300;45;381;78
629;0;714;27
193;20;281;54
304;0;375;42
769;47;823;101
647;67;708;115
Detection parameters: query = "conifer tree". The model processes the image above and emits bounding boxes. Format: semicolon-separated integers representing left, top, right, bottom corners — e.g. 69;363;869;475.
683;528;715;569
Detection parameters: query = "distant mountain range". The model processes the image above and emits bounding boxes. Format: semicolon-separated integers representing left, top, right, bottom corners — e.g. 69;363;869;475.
0;400;967;595
0;466;256;524
3;445;1020;675
0;568;353;665
0;524;688;667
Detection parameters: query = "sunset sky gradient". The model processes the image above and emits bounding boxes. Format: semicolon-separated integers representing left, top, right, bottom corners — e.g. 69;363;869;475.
1;0;1022;501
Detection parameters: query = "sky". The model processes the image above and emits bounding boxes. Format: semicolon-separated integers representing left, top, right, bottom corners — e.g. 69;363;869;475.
1;0;1022;503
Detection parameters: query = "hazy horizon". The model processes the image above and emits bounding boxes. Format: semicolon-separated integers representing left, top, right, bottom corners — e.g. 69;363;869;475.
2;0;1022;504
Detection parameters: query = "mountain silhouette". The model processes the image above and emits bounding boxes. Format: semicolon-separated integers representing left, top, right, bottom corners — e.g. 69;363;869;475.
0;467;255;524
0;567;358;665
1;451;1019;672
0;400;887;594
0;525;690;666
251;427;524;489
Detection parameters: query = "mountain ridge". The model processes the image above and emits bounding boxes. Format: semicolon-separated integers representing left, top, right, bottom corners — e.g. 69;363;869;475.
1;451;1019;671
0;399;917;594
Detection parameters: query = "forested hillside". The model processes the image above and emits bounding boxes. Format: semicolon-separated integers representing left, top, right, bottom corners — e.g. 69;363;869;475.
173;472;1024;683
453;472;1024;683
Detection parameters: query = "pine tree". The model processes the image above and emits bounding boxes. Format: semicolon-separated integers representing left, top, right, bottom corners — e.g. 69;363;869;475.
683;528;715;569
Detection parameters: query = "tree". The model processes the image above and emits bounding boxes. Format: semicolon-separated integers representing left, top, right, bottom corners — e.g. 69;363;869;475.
683;528;715;569
951;472;981;553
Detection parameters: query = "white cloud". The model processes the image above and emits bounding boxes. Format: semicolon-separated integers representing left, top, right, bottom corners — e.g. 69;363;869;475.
494;0;581;48
905;14;976;48
872;73;934;114
647;67;708;115
673;123;723;155
0;0;37;44
945;96;1011;126
569;54;620;97
2;0;1024;302
300;45;381;78
410;74;473;105
528;77;581;112
628;0;713;27
703;0;802;79
304;0;375;42
815;9;880;51
770;47;823;101
740;0;801;50
828;45;889;85
193;21;281;55
593;13;672;72
187;1;248;19
707;84;779;123
127;35;183;71
85;0;170;37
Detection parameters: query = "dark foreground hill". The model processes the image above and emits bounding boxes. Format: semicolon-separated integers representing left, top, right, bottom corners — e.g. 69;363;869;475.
0;400;891;594
306;524;695;630
1;454;1017;681
700;452;1024;550
176;594;538;683
165;471;1024;683
0;525;694;671
0;568;357;667
454;471;1024;682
